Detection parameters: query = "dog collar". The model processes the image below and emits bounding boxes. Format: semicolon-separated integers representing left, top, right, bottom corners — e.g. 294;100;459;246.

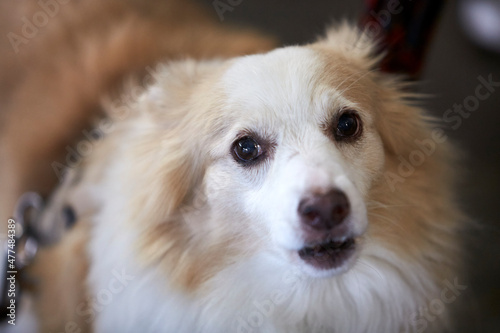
0;192;74;322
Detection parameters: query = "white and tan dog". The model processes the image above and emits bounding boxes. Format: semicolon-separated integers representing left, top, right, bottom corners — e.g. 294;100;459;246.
22;24;466;333
1;2;465;333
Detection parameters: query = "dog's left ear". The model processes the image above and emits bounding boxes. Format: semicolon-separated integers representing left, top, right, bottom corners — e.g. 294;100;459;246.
113;60;223;226
314;22;381;70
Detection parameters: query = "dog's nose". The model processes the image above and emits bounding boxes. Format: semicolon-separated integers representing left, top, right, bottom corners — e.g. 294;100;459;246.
298;190;350;230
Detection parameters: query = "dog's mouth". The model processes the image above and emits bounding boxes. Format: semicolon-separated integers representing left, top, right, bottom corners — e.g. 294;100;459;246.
298;237;356;270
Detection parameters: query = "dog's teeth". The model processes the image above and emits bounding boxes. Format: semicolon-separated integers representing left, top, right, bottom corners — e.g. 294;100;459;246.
300;236;354;258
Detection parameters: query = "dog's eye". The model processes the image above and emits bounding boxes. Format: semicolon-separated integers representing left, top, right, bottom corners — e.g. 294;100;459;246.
233;137;262;163
334;111;362;141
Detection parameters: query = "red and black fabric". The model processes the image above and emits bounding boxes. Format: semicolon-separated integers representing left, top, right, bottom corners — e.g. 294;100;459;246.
360;0;447;79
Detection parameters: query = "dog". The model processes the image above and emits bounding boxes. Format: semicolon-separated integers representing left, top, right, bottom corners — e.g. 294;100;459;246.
1;1;465;333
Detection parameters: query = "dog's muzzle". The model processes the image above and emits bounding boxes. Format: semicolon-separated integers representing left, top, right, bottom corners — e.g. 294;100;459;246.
296;189;356;270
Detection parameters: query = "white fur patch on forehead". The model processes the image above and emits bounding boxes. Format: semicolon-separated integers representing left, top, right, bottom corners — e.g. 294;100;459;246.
221;47;323;112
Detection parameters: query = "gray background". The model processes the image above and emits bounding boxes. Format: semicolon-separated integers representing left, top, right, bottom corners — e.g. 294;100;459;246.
200;0;500;331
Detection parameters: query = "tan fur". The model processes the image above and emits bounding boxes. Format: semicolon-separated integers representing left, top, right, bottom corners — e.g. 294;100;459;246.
27;220;91;333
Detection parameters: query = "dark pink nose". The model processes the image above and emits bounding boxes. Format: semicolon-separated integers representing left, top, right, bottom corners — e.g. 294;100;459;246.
298;190;350;231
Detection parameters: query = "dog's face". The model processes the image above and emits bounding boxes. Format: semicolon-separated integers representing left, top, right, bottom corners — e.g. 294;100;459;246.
76;25;460;332
201;46;385;277
113;26;445;295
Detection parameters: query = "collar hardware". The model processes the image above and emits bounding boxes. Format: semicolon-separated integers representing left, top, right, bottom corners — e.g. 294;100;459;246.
1;192;45;322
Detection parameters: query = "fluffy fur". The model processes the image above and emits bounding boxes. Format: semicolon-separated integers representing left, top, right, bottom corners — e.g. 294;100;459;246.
1;2;464;333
